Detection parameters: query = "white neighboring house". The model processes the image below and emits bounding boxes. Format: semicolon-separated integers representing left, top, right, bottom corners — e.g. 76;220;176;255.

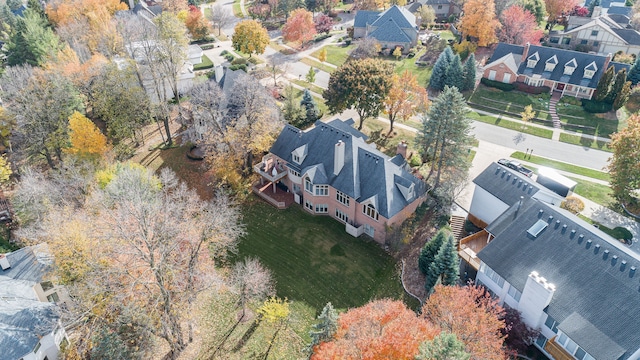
124;40;201;104
459;163;640;360
0;244;70;360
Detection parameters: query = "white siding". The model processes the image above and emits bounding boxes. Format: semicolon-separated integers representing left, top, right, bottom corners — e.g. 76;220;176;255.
469;186;509;225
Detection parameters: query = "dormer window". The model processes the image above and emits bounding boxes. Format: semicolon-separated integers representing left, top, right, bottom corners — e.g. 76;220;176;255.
564;58;577;75
545;55;558;72
363;204;379;221
584;61;598;79
291;144;308;165
527;52;540;68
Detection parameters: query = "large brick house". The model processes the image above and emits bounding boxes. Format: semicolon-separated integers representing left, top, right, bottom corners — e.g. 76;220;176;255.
483;43;630;99
253;119;427;243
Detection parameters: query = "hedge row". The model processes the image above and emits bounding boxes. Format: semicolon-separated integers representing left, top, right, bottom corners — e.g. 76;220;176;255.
480;78;515;91
581;99;612;113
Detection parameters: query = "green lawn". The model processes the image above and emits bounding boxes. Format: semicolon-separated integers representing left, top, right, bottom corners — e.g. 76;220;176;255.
300;57;336;74
570;177;615;207
467;110;554;139
555;103;619;137
194;55;214;70
433;30;456;41
391;49;432;87
232;0;243;17
310;45;355;67
235;200;412;312
558;133;612;152
468;86;551;114
291;79;326;99
288;86;329;119
510;151;610;181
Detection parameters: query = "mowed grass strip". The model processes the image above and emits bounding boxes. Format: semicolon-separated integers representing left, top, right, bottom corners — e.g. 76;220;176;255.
237;199;407;311
510;151;610;181
310;45;354;67
300;57;335;74
467;110;554;139
559;133;612;152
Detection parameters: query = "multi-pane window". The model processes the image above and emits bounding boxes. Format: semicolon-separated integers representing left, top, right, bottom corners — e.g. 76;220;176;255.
315;204;328;213
336;190;349;206
480;263;505;287
315;185;329;196
289;168;300;177
364;224;375;237
335;209;348;223
305;200;313;211
507;285;522;302
544;314;558;333
293;154;300;164
363;204;379;221
47;292;60;303
305;178;312;193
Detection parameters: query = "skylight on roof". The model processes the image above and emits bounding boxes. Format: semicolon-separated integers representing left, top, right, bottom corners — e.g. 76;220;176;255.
527;219;548;238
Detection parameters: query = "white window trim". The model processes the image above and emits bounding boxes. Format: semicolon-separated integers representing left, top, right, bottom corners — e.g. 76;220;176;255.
336;190;350;207
314;185;329;196
363;204;379;221
315;204;328;213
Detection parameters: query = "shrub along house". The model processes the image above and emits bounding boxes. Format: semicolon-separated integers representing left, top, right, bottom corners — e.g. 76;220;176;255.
253;119;427;243
482;42;630;99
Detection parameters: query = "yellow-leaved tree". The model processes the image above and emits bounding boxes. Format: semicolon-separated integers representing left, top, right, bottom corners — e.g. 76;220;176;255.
66;111;109;160
458;0;501;47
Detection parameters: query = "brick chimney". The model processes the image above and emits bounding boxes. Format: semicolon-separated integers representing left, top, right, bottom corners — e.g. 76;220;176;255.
521;42;531;61
604;53;613;70
396;141;408;158
334;140;345;175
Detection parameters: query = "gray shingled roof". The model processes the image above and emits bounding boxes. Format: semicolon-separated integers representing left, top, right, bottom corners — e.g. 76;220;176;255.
368;18;412;44
472;163;542;206
0;245;59;360
371;5;416;29
612;28;640;44
478;199;640;360
491;43;632;89
607;6;632;16
269;119;427;218
354;10;380;28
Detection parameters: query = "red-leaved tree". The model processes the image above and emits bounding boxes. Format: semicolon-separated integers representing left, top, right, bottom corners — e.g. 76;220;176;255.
315;14;333;34
498;5;544;45
572;5;589;16
422;284;509;360
282;8;317;45
311;299;439;359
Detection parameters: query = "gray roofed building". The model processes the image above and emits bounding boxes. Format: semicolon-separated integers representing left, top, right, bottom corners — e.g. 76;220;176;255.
483;43;630;100
353;5;418;53
476;198;640;359
0;244;68;360
256;119;427;243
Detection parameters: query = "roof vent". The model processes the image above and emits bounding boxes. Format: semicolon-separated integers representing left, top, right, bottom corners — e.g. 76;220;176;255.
538;209;544;217
512;178;518;184
501;171;506;178
631;266;636;277
603;249;609;259
612;255;618;265
586;239;592;248
495;167;501;174
594;244;600;253
548;215;554;223
570;229;576;238
621;260;627;271
578;234;584;243
527;219;548;238
506;173;511;180
555;220;561;228
562;224;568;233
528;187;533;194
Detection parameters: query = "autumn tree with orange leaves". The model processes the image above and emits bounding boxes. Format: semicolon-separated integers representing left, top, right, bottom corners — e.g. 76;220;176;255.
384;70;429;133
458;0;501;47
311;299;439;359
185;5;212;41
282;8;317;46
66;111;109;160
544;0;578;28
422;284;508;359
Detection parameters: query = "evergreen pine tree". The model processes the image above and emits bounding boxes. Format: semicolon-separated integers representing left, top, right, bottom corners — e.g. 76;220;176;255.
5;8;61;66
628;56;640;85
605;69;627;104
283;85;305;125
304;302;338;356
425;233;458;293
300;89;321;125
416;331;471;360
614;81;631;110
27;0;46;19
588;0;600;16
429;46;454;90
462;53;477;91
418;228;448;274
594;66;614;102
444;54;463;90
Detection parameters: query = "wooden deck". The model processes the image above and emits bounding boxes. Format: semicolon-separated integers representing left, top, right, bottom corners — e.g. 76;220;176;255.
252;182;295;209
